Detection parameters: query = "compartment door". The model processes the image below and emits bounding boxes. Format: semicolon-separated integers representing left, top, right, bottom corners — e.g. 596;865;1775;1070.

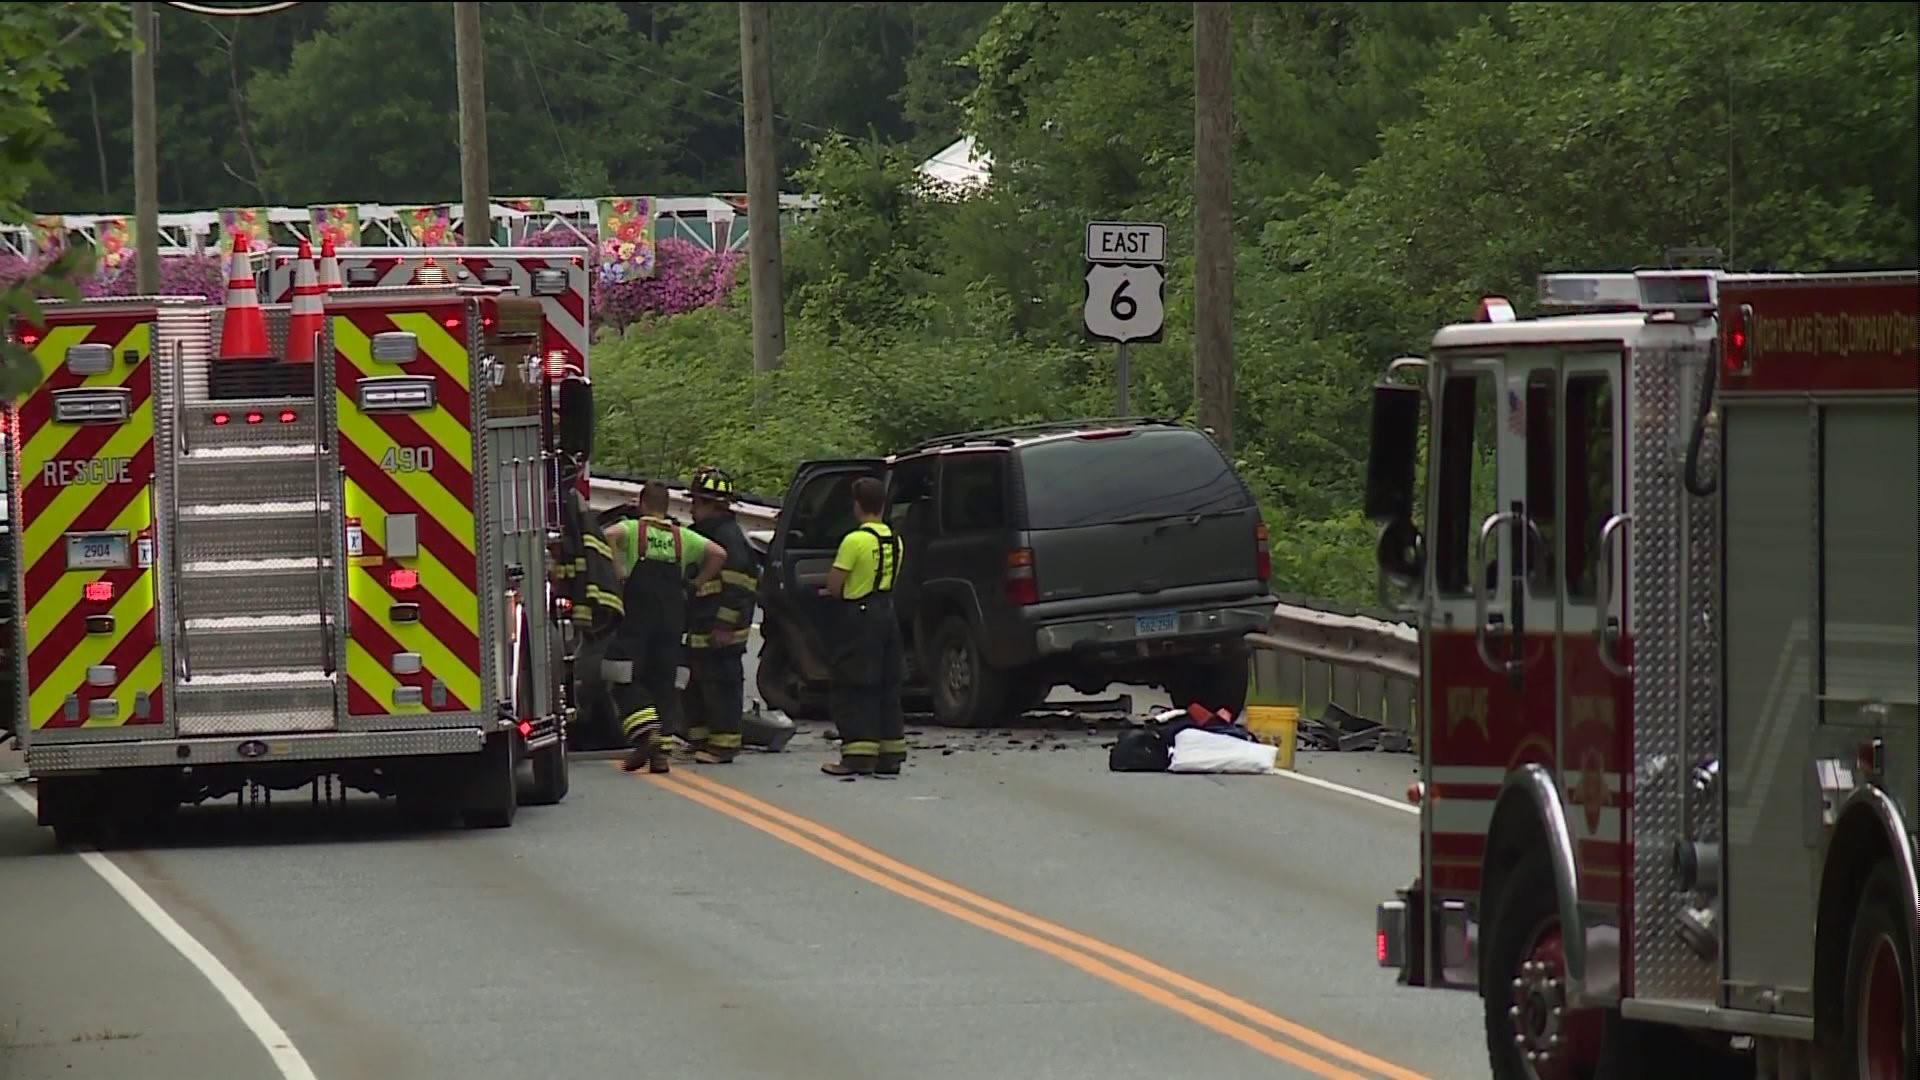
14;315;164;735
332;304;485;725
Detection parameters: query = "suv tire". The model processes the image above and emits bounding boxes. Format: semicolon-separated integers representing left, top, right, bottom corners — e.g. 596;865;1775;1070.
929;616;1006;729
1166;655;1250;716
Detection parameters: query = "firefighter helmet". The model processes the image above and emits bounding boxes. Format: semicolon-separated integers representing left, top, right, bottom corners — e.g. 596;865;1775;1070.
690;466;737;501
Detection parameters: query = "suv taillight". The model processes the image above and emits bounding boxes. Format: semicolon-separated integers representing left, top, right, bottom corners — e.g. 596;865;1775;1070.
1255;521;1271;584
1006;547;1038;605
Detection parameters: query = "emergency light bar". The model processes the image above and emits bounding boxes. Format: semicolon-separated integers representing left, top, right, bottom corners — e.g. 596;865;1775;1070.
530;269;568;296
355;376;437;413
1634;269;1718;313
1538;269;1722;314
1537;273;1641;309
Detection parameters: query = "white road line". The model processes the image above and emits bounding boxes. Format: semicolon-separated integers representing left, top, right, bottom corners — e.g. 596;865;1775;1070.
1270;768;1420;816
1;784;320;1080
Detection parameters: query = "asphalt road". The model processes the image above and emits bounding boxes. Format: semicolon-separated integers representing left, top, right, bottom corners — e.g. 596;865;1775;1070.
0;719;1483;1080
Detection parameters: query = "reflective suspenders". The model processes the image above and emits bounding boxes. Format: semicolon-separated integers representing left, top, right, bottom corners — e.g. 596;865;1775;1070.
858;524;902;595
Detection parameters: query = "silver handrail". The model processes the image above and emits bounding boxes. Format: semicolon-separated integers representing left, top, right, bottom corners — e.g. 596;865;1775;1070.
507;457;523;534
1474;510;1517;675
525;452;545;535
309;331;334;675
169;339;190;682
1596;512;1633;676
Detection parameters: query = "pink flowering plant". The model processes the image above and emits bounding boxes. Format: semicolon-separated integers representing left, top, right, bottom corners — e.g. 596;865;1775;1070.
524;227;742;333
0;228;739;337
0;250;225;302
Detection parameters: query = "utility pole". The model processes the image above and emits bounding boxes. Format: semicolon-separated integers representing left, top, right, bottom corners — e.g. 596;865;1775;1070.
453;2;492;246
1192;2;1234;453
739;1;785;372
131;1;160;293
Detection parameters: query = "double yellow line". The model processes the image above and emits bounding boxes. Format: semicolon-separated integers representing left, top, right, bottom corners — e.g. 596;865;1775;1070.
646;768;1430;1080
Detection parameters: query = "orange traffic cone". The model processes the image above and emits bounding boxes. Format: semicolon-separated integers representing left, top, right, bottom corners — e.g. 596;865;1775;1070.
218;233;270;360
285;240;324;364
318;236;342;292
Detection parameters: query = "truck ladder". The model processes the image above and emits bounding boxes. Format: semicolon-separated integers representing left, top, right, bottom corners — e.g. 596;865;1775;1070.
168;348;340;735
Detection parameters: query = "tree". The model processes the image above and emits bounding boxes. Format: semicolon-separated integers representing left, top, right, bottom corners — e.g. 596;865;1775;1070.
0;2;133;396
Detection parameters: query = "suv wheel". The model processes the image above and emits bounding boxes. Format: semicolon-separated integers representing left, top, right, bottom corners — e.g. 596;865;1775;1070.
1166;655;1250;716
929;617;1006;728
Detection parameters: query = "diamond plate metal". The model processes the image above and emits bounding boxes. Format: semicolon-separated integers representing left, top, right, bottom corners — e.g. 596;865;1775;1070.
183;616;328;675
177;452;317;506
173;672;337;735
183;404;320;453
178;504;326;563
176;561;330;620
1630;340;1720;1003
25;725;486;774
470;305;505;723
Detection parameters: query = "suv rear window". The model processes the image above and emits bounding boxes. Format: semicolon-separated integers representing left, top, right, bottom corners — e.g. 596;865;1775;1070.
1018;428;1251;529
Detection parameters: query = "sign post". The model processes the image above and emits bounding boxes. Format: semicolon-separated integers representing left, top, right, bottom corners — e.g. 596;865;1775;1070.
1083;221;1166;414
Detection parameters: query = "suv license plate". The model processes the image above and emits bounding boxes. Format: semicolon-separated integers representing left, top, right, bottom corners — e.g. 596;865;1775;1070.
1135;611;1178;637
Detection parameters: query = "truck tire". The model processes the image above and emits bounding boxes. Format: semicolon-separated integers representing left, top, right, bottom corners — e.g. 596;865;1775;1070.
462;733;518;829
1482;851;1608;1080
1830;858;1915;1080
929;616;1005;729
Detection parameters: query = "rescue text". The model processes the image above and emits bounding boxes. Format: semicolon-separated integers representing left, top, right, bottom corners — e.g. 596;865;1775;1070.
44;457;134;487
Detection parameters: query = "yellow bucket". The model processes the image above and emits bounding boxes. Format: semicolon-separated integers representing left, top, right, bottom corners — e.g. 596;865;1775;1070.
1244;705;1299;771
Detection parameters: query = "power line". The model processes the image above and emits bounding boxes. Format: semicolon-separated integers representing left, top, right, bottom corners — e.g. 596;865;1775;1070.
160;1;304;16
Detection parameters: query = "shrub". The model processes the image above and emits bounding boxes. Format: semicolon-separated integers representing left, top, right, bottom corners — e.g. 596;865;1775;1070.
525;226;743;334
0;251;224;303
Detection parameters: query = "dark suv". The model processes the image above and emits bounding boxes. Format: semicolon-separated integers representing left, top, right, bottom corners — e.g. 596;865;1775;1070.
754;419;1276;729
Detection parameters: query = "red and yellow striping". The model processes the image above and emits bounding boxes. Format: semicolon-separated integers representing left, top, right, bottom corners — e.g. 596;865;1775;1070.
331;304;482;717
10;314;163;731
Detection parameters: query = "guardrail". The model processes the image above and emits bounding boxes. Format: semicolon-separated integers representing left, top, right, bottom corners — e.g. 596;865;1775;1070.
584;472;1420;746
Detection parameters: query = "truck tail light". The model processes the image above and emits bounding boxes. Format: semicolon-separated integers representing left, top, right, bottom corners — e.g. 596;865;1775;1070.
1255;521;1271;584
1723;302;1753;377
1005;548;1037;606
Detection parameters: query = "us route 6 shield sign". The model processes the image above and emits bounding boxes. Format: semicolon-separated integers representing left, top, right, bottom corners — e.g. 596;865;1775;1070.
1083;264;1167;344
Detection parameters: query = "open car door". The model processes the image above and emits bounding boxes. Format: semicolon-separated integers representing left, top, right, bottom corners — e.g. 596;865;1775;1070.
757;459;888;714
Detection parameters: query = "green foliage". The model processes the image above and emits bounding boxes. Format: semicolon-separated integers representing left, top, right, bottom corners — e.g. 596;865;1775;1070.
0;1;128;397
595;0;1916;609
29;2;1001;212
23;1;1915;609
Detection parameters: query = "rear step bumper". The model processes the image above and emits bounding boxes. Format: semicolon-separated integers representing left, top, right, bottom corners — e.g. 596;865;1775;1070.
24;726;488;775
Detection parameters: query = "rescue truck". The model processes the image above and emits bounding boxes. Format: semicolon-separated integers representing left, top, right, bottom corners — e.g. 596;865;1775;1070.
265;242;595;497
1361;266;1917;1079
6;236;598;839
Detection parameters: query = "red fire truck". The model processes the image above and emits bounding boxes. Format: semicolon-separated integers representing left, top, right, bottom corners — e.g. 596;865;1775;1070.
1363;267;1916;1079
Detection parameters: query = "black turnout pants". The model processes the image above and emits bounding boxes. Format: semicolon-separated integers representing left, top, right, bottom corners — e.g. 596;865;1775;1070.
608;603;682;751
682;649;745;750
829;597;906;765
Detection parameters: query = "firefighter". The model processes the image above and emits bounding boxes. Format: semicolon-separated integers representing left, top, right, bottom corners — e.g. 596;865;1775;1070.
603;482;728;774
558;485;627;746
821;476;907;778
681;466;759;764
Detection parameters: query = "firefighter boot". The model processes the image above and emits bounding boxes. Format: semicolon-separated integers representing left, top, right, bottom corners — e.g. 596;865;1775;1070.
822;742;878;777
619;709;671;775
875;740;908;778
622;733;671;774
